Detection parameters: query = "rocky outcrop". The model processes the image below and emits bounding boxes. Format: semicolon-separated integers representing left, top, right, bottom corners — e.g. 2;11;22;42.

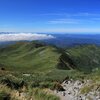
54;79;100;100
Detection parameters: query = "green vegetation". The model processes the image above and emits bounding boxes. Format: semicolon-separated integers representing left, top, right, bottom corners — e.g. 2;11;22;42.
0;41;61;73
0;41;100;100
67;45;100;73
0;41;100;73
0;70;60;100
80;85;93;94
0;83;60;100
80;82;100;94
0;41;78;74
32;88;60;100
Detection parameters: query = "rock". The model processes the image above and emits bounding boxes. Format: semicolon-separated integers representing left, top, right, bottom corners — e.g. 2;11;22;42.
53;79;100;100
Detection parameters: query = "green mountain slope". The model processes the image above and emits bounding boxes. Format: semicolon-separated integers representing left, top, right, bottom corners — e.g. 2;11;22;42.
0;41;100;73
0;41;75;73
67;45;100;73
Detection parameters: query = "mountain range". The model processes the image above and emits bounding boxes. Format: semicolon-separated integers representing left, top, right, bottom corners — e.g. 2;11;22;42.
0;33;100;48
0;41;100;73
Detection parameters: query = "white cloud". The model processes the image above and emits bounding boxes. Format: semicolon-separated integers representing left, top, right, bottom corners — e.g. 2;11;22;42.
74;13;100;17
0;33;55;41
37;13;100;17
39;28;100;33
48;19;79;24
48;17;100;25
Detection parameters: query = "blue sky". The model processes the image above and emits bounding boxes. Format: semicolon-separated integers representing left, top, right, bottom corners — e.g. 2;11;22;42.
0;0;100;33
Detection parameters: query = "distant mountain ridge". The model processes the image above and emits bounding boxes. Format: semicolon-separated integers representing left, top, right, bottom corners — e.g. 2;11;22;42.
43;34;100;47
0;33;100;48
0;41;100;73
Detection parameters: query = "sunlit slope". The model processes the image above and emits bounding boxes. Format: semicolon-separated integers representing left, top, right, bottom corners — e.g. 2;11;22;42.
0;41;62;72
0;41;99;73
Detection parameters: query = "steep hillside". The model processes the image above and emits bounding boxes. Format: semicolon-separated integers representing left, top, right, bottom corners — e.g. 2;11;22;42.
0;41;100;73
0;41;75;73
67;45;100;73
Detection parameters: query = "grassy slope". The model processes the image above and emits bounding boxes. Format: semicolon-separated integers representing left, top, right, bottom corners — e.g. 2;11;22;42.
67;45;100;73
0;41;61;73
0;41;100;74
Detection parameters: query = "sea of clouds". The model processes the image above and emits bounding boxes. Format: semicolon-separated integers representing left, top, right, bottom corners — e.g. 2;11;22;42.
0;33;55;41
